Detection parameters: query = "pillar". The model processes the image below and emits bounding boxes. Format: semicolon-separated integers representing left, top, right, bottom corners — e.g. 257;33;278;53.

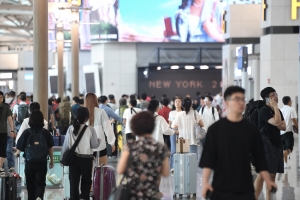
33;0;48;117
71;11;79;97
57;33;64;97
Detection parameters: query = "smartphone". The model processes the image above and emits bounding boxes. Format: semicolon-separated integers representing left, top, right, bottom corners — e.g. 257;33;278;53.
265;97;270;103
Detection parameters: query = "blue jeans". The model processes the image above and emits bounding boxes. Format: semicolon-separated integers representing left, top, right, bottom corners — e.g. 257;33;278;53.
6;137;15;168
170;135;176;169
190;145;198;157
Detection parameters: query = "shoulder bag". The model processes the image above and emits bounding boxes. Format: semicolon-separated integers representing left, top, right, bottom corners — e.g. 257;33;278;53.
61;125;88;166
194;111;206;142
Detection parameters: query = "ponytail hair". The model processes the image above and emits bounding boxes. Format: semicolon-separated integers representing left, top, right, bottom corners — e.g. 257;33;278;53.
73;107;89;135
183;97;192;114
147;100;159;114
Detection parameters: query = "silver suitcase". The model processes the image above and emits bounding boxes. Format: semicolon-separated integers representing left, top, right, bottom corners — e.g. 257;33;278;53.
173;153;197;198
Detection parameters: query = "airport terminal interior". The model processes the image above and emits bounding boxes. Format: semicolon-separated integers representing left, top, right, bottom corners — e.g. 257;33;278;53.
0;0;300;199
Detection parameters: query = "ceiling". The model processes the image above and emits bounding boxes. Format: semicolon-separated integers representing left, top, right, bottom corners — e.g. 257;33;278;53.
0;0;33;49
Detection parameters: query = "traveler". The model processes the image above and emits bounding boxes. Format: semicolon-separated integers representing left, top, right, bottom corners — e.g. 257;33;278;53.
54;97;71;135
6;91;17;110
173;97;204;156
254;87;286;200
15;110;54;200
52;97;60;111
0;91;15;175
280;96;298;169
107;94;118;111
13;93;29;132
61;107;100;200
6;117;15;172
199;95;220;145
147;100;175;144
115;98;128;144
48;99;55;132
99;96;123;123
121;94;129;99
137;93;149;110
123;99;142;142
158;98;172;149
117;112;170;199
71;96;81;119
200;86;277;200
85;93;115;165
16;102;48;144
168;97;182;170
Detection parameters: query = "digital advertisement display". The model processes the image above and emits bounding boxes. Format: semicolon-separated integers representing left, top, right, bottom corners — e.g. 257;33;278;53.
138;68;222;98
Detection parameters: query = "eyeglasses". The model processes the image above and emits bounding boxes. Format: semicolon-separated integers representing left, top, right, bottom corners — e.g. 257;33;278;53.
228;98;246;102
269;93;278;98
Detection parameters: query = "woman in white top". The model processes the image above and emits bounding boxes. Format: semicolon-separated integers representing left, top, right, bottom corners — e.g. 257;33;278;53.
173;97;204;156
147;100;176;144
85;93;116;165
168;98;183;170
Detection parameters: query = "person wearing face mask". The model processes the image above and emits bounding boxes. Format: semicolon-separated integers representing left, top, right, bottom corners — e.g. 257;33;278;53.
254;87;286;200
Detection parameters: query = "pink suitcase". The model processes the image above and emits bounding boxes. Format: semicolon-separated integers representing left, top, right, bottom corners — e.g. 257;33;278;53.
93;164;116;200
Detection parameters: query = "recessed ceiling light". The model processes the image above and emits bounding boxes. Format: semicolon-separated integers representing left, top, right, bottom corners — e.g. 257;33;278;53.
185;65;195;70
157;66;161;70
215;66;223;69
200;65;209;70
170;65;179;69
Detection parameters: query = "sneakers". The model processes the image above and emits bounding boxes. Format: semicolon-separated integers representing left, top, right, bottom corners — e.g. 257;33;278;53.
0;168;5;176
284;163;290;169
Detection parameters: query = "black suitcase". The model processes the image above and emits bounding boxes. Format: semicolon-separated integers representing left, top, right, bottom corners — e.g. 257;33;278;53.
7;176;21;200
0;177;8;200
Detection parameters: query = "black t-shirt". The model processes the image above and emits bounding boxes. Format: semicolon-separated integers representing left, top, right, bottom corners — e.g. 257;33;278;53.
17;128;54;152
199;118;268;193
258;106;284;148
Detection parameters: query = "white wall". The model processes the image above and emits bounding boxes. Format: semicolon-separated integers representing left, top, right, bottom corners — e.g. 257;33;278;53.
0;53;18;70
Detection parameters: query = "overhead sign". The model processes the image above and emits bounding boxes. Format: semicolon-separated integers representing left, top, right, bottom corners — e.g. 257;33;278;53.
291;0;300;20
235;44;253;57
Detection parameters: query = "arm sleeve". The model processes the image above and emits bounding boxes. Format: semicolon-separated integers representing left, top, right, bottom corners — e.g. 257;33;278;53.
16;130;28;151
101;111;116;146
60;131;70;161
214;108;220;121
12;105;18;115
261;108;273;124
291;108;297;119
123;109;128;120
160;117;175;136
199;126;217;169
108;108;123;123
16;121;27;143
251;129;268;173
90;127;100;149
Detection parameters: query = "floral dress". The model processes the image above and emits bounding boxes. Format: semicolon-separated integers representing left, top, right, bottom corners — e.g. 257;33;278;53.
126;137;169;200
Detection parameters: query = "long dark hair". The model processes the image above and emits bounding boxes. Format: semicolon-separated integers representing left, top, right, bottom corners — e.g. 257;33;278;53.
183;97;192;114
147;100;159;114
73;107;89;135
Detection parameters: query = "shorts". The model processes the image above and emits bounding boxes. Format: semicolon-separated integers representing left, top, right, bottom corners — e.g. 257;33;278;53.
93;148;107;158
0;133;8;158
282;132;294;152
262;136;284;174
211;191;255;200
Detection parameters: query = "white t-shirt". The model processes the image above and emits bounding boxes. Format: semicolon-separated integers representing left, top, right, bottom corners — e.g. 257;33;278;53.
173;110;201;145
280;105;297;134
123;107;142;134
152;113;174;144
168;110;180;127
199;106;220;132
107;103;118;112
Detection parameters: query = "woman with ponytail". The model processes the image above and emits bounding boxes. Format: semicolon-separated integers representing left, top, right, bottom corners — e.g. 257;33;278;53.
61;107;100;200
85;93;115;165
173;97;204;156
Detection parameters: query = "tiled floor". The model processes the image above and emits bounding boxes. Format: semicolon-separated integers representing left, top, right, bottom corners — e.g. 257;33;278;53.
21;136;300;200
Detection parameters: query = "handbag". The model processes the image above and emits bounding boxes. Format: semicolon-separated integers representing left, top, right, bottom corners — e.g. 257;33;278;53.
61;125;88;166
194;111;206;142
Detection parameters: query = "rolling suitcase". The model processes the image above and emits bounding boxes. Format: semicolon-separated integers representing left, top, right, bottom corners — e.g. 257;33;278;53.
0;177;8;200
7;175;22;200
173;153;197;198
93;151;116;200
63;167;70;200
53;135;65;146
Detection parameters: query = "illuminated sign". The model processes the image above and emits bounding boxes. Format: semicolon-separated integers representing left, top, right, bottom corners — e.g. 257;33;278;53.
67;0;81;6
262;0;267;21
0;73;12;79
291;0;300;20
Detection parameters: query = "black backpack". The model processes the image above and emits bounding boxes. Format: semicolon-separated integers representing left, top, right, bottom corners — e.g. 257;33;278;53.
201;106;216;121
243;100;265;127
25;129;49;162
17;104;29;123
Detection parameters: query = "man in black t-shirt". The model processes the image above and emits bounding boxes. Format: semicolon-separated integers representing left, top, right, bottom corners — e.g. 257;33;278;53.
200;86;277;200
254;87;286;200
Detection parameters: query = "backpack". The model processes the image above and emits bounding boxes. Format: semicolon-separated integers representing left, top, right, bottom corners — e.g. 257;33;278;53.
201;106;216;121
25;129;49;162
58;103;71;127
17;104;29;123
243;100;265;127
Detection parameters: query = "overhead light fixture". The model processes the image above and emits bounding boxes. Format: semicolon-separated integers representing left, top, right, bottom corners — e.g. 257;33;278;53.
170;65;179;69
200;65;209;70
56;23;63;28
143;68;149;78
52;65;57;69
0;81;6;86
185;65;195;70
0;73;12;79
215;66;223;69
157;66;161;70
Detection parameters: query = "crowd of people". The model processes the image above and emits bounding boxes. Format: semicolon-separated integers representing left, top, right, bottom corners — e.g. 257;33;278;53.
0;86;297;200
